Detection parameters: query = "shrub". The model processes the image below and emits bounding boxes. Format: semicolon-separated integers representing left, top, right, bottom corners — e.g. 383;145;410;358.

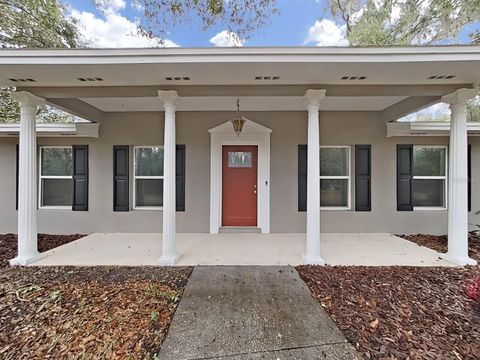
465;276;480;304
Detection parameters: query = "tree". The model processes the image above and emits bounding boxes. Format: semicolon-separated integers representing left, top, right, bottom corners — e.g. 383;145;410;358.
329;0;480;46
131;0;279;41
328;0;480;121
0;0;79;48
0;0;80;123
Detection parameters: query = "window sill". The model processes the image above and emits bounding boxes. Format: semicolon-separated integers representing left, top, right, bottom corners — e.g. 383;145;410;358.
39;206;72;210
320;207;351;211
413;207;447;211
133;207;164;211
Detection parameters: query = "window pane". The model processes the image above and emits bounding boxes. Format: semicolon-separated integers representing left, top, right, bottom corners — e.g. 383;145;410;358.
228;152;252;168
320;148;349;176
136;179;163;207
413;147;446;176
320;179;348;207
41;179;73;206
41;148;73;176
135;147;164;176
412;179;445;207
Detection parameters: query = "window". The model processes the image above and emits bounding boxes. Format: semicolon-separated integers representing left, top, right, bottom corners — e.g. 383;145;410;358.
134;146;164;209
39;146;73;208
320;146;351;209
228;151;252;168
412;146;447;209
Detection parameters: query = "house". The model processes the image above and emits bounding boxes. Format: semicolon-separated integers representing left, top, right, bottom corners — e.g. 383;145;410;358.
0;46;479;266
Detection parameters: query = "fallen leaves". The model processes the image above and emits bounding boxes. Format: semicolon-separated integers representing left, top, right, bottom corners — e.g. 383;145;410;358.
0;266;192;359
297;265;480;360
0;234;85;268
400;233;480;262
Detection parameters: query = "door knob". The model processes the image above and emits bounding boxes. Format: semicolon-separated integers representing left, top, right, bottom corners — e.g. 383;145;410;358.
254;190;257;194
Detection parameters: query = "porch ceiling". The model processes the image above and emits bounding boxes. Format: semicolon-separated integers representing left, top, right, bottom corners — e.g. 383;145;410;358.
80;95;409;112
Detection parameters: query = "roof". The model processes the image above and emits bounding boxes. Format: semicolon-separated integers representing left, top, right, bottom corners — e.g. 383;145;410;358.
1;46;478;121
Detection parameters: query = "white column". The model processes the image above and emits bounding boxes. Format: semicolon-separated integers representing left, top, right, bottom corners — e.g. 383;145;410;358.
303;89;326;265
10;92;45;266
158;90;179;265
442;88;478;266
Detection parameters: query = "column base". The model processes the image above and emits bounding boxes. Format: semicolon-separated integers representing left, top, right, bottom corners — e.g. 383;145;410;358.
441;253;477;266
158;253;179;266
10;252;45;266
302;254;326;265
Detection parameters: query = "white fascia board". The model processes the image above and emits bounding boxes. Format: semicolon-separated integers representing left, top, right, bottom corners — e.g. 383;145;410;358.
0;122;99;137
0;46;479;65
387;121;480;137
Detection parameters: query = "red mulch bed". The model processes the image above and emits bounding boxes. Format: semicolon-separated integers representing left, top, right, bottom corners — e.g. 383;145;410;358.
0;233;85;267
297;265;480;360
0;266;192;359
399;233;480;262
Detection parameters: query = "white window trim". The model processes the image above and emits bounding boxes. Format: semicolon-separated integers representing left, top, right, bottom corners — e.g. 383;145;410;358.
38;145;73;210
320;145;351;211
412;145;448;211
133;145;164;211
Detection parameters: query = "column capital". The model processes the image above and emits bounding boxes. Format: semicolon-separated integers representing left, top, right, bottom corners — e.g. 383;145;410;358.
158;90;179;110
304;89;327;108
11;91;45;107
441;88;478;106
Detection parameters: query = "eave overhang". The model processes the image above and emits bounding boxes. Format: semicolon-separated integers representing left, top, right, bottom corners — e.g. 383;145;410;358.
387;121;480;137
0;123;99;138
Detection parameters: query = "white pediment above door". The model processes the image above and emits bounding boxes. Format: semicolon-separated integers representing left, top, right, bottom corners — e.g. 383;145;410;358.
208;119;272;134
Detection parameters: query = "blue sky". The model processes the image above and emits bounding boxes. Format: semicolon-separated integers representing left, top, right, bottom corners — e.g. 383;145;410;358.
66;0;479;48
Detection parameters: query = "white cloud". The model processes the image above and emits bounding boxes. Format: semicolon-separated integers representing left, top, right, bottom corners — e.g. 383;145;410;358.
70;7;179;48
305;19;349;46
209;30;244;47
131;0;144;12
96;0;126;14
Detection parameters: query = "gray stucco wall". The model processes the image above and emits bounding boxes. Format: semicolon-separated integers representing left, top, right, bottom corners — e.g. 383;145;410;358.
1;110;479;234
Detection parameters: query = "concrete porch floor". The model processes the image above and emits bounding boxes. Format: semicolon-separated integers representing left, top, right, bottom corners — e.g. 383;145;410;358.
31;233;453;266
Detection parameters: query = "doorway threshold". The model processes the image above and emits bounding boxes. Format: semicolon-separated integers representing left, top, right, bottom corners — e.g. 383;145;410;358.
219;226;261;234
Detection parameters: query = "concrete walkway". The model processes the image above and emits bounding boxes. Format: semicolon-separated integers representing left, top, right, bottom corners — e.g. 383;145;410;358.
31;232;453;266
158;266;361;360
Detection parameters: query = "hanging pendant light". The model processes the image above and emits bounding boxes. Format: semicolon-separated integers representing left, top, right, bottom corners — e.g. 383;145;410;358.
231;99;248;137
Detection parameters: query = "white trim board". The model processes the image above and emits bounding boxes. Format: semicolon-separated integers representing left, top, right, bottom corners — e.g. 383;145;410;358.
387;121;480;137
0;123;99;138
209;120;271;234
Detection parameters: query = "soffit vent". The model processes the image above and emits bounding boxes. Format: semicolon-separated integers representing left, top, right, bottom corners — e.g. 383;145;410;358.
254;76;280;80
165;76;191;81
9;78;36;82
427;75;456;80
341;76;367;80
77;77;104;82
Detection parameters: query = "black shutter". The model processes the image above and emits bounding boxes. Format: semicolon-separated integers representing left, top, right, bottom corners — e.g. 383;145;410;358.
15;144;19;210
468;144;472;212
176;145;186;212
72;145;88;211
298;144;307;211
355;145;371;211
113;146;129;211
397;144;413;211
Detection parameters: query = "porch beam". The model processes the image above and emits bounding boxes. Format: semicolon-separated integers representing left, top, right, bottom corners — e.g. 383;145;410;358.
380;96;441;123
10;91;45;266
304;89;326;265
20;84;470;99
442;88;478;266
46;98;106;122
158;90;179;265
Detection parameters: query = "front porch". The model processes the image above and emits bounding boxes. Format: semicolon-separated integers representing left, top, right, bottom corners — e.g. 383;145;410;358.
31;232;452;266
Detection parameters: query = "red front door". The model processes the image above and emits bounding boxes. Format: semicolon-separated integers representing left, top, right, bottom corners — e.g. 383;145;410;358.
222;145;258;226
